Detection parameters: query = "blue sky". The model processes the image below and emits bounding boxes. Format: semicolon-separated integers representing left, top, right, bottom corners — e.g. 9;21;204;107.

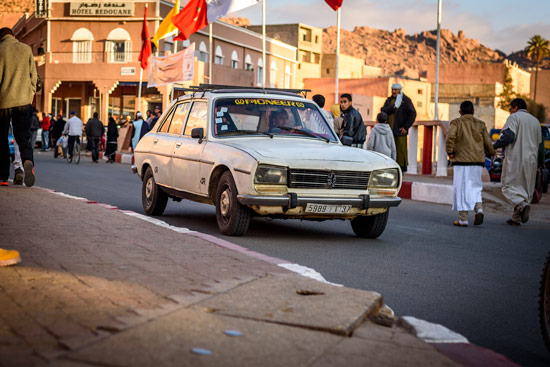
231;0;550;54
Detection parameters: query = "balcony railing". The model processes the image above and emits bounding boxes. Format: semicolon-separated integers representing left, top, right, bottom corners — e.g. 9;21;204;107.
49;51;141;64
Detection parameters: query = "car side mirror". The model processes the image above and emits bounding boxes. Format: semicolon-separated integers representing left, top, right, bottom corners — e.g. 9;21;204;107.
341;136;353;146
191;127;204;143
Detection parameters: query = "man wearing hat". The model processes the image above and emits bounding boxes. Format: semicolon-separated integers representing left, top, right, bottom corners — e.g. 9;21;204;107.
381;83;417;172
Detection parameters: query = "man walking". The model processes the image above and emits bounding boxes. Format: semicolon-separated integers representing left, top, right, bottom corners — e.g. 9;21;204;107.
52;113;66;158
494;98;542;226
0;27;37;187
446;101;494;227
339;93;366;148
64;111;83;160
85;112;104;163
381;83;417;172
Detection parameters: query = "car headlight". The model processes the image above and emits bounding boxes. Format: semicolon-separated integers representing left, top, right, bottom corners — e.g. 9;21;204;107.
370;168;399;188
254;165;287;185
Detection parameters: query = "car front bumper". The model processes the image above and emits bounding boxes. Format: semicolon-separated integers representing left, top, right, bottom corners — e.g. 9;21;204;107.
237;194;401;209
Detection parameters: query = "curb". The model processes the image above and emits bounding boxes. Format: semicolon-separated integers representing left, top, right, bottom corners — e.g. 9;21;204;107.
398;181;453;205
97;152;134;165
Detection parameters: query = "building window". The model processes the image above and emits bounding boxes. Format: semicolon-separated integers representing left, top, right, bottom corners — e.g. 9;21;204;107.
270;60;278;88
315;35;319;43
106;40;131;62
284;65;291;88
231;50;239;69
326;68;330;74
198;42;208;62
71;28;93;63
215;45;224;65
417;101;423;108
313;53;320;64
244;54;253;71
302;51;311;63
418;89;423;95
257;57;263;86
73;41;92;63
106;28;132;63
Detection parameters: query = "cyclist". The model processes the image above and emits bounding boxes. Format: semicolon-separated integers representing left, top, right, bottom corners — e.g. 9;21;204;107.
63;111;83;160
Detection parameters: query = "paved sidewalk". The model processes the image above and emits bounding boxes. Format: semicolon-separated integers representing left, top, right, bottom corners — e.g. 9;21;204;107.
0;186;518;366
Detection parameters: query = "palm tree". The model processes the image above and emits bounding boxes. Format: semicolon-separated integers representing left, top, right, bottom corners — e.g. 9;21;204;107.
526;34;550;102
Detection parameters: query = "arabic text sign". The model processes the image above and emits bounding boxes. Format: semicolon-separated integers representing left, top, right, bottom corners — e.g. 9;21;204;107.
36;0;47;18
70;2;134;16
148;44;195;87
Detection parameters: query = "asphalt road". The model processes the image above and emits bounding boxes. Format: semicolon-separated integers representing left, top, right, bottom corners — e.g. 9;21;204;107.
27;151;550;366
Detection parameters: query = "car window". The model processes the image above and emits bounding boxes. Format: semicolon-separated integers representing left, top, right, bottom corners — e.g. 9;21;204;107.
184;101;208;136
157;107;176;133
168;102;191;135
212;98;338;142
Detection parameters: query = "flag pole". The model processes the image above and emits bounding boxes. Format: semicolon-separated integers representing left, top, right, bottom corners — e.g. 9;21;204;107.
138;3;148;112
335;7;340;104
262;0;266;88
434;0;441;120
171;40;178;101
209;23;213;83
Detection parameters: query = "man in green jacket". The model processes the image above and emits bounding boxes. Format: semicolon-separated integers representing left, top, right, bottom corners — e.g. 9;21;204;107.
0;27;37;187
446;101;494;226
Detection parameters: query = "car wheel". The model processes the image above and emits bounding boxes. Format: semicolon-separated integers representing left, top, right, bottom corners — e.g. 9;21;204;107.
215;171;250;236
142;166;168;216
350;210;389;239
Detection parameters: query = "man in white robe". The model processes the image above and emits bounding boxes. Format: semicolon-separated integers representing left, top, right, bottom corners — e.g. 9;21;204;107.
446;101;494;226
493;98;542;225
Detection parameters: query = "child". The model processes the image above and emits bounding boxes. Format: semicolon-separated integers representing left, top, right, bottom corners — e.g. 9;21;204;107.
366;112;396;160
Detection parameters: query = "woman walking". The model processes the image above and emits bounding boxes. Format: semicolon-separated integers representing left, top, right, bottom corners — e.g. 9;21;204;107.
105;115;118;163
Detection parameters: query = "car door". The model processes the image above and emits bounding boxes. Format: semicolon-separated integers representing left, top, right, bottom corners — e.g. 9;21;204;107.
172;100;208;195
150;106;181;186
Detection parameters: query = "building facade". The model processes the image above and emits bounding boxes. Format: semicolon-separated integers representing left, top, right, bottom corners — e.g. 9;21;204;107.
247;23;323;89
12;0;297;126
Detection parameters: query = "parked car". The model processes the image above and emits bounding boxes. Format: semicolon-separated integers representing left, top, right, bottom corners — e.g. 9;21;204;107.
541;124;550;151
133;86;402;237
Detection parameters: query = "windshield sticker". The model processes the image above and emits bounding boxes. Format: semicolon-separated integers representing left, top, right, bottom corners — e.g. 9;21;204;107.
234;98;305;108
216;111;224;117
221;125;228;131
220;107;228;113
215;117;223;123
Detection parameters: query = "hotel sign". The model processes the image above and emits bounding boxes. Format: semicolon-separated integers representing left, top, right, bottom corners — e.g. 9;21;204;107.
70;2;134;16
36;0;47;18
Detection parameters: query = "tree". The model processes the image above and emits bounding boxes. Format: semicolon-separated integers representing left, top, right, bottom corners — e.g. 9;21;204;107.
526;35;550;102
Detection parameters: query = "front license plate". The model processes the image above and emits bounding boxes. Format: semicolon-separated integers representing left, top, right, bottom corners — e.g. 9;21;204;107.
305;203;352;214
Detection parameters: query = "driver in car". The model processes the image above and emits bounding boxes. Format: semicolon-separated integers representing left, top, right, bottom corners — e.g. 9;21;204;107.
269;110;295;133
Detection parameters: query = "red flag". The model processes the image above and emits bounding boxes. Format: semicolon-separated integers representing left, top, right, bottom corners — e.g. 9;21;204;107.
139;4;152;69
171;0;208;41
325;0;343;11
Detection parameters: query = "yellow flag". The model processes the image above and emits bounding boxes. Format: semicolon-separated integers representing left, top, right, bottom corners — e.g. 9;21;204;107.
152;0;181;48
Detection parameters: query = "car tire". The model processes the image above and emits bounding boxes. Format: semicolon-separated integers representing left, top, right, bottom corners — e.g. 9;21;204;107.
142;166;168;216
215;171;250;236
350;210;389;239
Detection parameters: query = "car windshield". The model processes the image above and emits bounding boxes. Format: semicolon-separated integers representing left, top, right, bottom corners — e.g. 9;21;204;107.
212;97;338;142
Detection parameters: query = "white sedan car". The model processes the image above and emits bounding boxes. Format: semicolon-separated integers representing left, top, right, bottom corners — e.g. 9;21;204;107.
133;87;402;237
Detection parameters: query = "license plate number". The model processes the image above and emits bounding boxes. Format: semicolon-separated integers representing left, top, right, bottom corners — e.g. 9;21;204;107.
305;204;352;214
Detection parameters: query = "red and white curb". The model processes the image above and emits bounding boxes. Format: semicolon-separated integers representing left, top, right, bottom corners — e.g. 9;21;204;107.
98;152;134;165
398;181;453;205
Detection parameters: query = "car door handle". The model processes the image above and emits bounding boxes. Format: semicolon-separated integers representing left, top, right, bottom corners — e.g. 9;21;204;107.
175;142;182;148
153;139;159;144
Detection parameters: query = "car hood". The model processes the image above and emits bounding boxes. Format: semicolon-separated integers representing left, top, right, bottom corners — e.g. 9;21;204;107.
216;137;394;167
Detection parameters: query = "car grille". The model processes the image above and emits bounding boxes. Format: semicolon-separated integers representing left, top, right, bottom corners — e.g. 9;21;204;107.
288;169;370;190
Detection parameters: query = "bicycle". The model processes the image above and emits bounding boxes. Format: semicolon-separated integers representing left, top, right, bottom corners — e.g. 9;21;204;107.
540;251;550;353
66;135;81;164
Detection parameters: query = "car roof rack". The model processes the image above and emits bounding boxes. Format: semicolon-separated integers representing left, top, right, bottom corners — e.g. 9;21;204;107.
186;84;311;97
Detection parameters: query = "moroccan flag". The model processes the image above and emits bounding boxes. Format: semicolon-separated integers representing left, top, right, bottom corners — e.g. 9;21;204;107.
139;4;152;69
152;0;180;48
172;0;259;41
325;0;343;11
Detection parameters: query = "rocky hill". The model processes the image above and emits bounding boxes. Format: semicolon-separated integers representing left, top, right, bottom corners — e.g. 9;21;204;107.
322;26;508;78
221;17;550;78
